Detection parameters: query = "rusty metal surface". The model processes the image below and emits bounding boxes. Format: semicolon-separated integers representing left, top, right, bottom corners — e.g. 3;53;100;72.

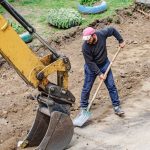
22;107;73;150
36;111;74;150
23;109;50;147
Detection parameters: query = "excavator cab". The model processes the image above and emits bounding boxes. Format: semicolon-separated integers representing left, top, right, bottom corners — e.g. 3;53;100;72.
0;0;75;149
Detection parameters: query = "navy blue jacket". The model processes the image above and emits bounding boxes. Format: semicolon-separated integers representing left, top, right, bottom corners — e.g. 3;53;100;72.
82;27;124;75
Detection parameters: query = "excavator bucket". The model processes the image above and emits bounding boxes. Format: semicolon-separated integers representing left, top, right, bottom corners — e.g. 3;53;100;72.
0;1;75;149
20;108;74;150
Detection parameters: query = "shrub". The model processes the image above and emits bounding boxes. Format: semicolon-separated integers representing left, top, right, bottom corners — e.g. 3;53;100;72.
48;8;82;29
9;20;25;34
80;0;100;6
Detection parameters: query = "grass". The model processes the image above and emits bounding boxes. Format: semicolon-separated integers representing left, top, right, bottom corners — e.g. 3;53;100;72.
81;0;133;26
8;19;25;34
0;0;134;35
0;5;4;13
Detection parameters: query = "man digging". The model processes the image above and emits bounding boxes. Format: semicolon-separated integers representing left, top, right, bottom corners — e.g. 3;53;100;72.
73;27;126;127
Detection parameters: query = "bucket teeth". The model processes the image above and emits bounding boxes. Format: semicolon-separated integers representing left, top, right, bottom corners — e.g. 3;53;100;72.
21;105;73;150
20;140;28;148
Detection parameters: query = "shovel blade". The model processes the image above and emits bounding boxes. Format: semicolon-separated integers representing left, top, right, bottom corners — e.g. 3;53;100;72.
73;110;91;127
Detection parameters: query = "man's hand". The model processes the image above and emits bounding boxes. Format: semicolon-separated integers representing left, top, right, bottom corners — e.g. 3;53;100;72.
99;74;106;80
119;41;125;48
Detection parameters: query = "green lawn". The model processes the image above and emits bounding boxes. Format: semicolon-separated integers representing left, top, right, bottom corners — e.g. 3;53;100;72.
81;0;133;26
0;0;133;35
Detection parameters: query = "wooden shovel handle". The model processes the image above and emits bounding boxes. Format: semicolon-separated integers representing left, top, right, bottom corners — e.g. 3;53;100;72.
87;47;122;111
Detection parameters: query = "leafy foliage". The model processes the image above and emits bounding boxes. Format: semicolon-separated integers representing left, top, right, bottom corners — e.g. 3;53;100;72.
9;20;25;34
48;8;82;29
80;0;100;6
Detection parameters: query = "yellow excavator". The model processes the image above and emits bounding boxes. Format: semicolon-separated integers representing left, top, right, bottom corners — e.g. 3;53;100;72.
0;0;75;149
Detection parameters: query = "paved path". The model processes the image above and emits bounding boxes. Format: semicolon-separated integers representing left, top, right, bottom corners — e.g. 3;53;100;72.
69;77;150;150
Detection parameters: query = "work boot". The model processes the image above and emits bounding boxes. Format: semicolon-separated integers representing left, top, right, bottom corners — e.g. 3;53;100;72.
114;106;124;117
73;107;87;127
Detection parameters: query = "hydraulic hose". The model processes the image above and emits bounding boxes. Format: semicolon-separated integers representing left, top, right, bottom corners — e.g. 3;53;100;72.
0;0;59;58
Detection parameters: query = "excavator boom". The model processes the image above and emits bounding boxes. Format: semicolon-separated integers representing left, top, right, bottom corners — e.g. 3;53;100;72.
0;1;75;150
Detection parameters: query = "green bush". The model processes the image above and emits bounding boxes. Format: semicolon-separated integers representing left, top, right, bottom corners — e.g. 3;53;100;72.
9;20;25;34
48;8;82;29
80;0;100;6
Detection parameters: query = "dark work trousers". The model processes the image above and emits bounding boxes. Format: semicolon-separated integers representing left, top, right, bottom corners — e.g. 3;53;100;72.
80;58;120;108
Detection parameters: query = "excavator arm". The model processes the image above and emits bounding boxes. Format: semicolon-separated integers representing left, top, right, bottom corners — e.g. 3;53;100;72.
0;1;75;150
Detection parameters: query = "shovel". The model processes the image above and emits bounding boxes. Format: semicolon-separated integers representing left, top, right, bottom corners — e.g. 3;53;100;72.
73;47;122;127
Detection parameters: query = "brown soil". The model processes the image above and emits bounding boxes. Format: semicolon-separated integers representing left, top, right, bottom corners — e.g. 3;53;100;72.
0;6;150;150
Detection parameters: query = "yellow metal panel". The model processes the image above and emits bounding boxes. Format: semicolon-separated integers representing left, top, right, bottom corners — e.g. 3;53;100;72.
38;59;69;89
0;15;44;87
40;54;52;66
62;72;68;90
39;59;66;77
